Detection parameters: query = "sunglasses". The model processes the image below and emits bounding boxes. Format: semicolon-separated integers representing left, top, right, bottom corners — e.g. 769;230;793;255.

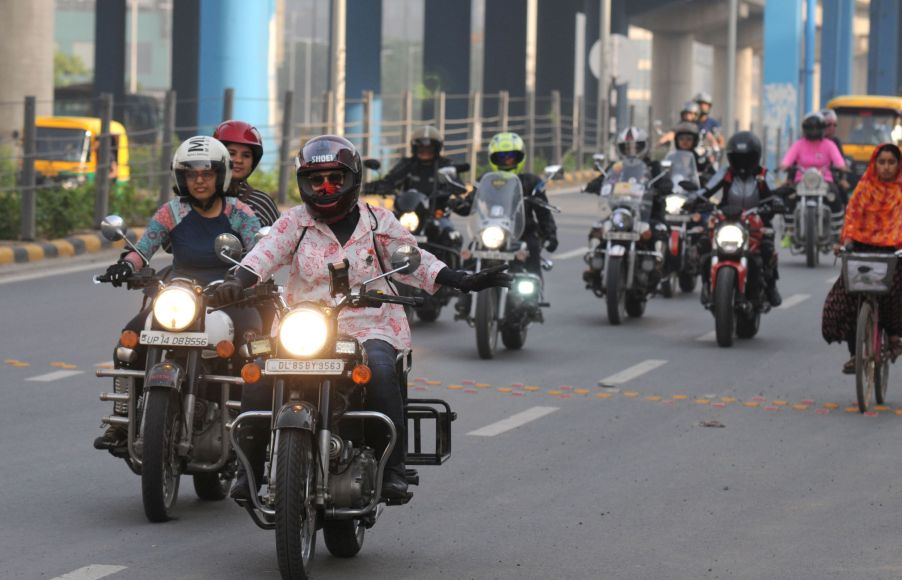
494;151;519;161
186;170;216;181
307;172;345;187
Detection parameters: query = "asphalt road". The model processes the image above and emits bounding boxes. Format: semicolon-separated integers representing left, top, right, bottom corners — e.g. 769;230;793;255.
3;189;902;579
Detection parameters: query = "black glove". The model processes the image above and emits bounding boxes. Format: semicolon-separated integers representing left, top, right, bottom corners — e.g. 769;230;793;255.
212;268;257;306
654;178;673;196
436;264;512;293
544;236;559;253
105;259;134;288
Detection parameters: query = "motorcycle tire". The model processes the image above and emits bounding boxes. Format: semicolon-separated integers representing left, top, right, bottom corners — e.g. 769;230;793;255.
736;310;760;339
660;273;675;299
805;209;818;268
678;272;697;293
625;293;646;318
141;388;182;522
324;519;366;558
855;302;877;413
605;256;627;325
193;460;235;501
875;328;891;406
501;323;528;350
275;429;318;580
415;305;441;322
475;289;499;359
714;268;736;348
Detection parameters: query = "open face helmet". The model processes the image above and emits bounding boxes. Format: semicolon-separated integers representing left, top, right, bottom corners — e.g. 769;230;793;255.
171;136;232;203
673;122;700;150
214;120;264;173
802;112;826;140
410;125;444;157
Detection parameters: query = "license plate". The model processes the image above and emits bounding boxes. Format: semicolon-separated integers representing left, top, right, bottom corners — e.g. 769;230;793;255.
472;250;517;261
605;232;639;241
413;235;428;243
139;331;208;347
666;215;690;223
607;245;627;257
264;359;345;375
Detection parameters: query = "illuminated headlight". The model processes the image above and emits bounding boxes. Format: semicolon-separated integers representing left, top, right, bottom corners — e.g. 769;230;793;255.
153;286;199;331
279;308;329;357
516;279;537;295
399;211;419;232
714;224;746;254
480;226;505;249
611;209;633;232
665;194;686;214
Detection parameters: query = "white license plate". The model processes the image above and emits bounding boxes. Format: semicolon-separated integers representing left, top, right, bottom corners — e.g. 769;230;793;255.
607;245;627;256
414;235;428;242
472;250;517;261
264;359;346;375
666;215;690;223
140;331;209;347
605;232;639;241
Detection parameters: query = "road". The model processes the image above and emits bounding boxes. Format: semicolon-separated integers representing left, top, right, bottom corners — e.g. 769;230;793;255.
2;189;902;579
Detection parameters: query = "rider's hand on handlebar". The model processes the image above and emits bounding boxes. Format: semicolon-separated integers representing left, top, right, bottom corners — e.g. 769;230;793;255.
543;236;559;253
212;276;244;306
105;260;134;288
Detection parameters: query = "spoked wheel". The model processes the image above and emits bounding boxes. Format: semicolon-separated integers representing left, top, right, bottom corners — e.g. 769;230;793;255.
323;519;366;558
805;209;818;268
275;429;318;580
855;302;878;413
605;256;627;325
141;389;182;522
475;288;499;359
714;268;736;348
875;328;891;406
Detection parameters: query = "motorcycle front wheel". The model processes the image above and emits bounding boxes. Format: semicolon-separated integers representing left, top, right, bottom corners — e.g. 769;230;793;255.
714;268;736;347
805;208;818;268
275;429;318;580
605;256;627;325
501;322;528;350
141;388;182;522
855;302;877;413
679;271;697;293
323;519;366;558
475;288;499;359
415;304;441;322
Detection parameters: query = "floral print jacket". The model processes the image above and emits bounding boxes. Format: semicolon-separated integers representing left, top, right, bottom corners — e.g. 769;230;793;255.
241;201;447;351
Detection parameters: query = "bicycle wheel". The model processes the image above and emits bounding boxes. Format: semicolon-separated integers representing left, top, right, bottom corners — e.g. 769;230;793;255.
875;327;891;405
855;301;877;413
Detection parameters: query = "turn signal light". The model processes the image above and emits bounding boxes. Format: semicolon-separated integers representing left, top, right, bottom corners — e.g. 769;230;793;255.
435;209;445;219
119;330;139;349
352;364;372;385
640;229;653;241
241;363;262;384
216;340;235;359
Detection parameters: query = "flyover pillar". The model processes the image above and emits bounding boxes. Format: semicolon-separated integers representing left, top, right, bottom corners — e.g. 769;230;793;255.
763;0;802;168
651;32;694;129
713;45;754;133
346;0;381;153
820;0;853;104
0;0;54;136
866;0;902;96
424;0;472;122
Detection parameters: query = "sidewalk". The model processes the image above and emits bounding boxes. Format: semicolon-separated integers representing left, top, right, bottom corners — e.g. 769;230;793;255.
0;228;145;266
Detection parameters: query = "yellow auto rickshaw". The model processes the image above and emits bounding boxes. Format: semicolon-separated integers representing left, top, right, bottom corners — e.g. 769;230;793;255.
824;95;902;186
34;116;130;189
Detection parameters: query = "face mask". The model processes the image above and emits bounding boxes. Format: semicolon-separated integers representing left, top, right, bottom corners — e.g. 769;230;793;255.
322;181;340;195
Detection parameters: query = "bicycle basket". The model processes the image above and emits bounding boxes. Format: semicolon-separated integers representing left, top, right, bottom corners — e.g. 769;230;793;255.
842;253;897;294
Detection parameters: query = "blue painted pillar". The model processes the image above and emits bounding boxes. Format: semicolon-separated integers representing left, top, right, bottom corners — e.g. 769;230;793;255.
804;0;816;112
762;0;802;169
867;0;901;95
820;0;854;104
197;0;274;155
346;0;382;159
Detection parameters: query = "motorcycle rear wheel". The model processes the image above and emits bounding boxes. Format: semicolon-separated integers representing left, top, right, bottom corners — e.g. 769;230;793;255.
605;256;627;325
323;519;366;558
855;302;877;413
805;209;818;268
660;272;676;298
193;460;235;501
736;310;760;339
501;323;528;350
714;268;736;348
275;429;318;580
475;289;499;359
141;388;182;522
625;293;646;318
678;272;697;293
415;305;441;322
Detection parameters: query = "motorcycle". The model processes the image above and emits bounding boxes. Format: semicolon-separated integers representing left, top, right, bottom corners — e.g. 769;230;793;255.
459;167;559;359
659;150;706;297
582;157;668;325
228;245;455;580
784;167;843;268
93;216;252;522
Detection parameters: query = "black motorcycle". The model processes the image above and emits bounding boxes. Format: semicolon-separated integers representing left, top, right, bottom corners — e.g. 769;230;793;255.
660;150;706;296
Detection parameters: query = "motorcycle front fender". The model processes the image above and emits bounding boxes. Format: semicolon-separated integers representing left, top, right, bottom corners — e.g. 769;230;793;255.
144;361;183;391
711;260;747;295
274;400;318;432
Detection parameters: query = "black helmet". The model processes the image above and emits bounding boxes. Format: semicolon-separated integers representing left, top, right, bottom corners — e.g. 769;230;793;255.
680;101;700;121
410;125;443;156
802;112;825;140
295;135;362;223
726;131;762;178
673;122;700;150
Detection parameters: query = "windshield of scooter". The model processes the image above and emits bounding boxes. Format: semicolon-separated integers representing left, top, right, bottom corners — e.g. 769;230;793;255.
664;150;699;189
470;171;525;242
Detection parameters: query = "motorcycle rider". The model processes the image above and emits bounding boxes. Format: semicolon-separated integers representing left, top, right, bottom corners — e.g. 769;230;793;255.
672;121;715;180
363;125;453;196
821;109;852;194
93;136;262;450
694;91;725;149
214;135;511;500
213;120;281;227
700;131;785;307
657;101;700;145
779;112;851;212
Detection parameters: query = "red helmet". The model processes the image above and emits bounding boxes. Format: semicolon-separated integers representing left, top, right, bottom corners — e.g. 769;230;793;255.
295;135;362;223
213;120;264;172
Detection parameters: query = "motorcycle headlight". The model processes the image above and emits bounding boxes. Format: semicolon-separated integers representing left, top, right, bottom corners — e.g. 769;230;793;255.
153;286;200;331
516;279;537;295
714;224;746;254
802;170;821;190
480;226;505;249
665;194;686;214
611;209;633;232
279;307;330;357
399;211;419;232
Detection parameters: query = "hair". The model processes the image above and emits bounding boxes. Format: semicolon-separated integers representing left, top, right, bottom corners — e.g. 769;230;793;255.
876;143;901;162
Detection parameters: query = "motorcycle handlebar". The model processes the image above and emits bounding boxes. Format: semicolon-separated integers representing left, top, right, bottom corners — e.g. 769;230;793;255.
363;290;424;307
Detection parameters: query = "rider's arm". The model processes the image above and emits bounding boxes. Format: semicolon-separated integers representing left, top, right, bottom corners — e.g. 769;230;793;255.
373;157;415;193
702;167;727;199
373;206;447;294
122;201;176;270
825;139;850;173
240;209;303;282
226;198;262;250
778;140;801;173
531;180;557;239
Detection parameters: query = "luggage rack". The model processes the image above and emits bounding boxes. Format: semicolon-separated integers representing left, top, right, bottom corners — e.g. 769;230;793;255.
405;398;456;466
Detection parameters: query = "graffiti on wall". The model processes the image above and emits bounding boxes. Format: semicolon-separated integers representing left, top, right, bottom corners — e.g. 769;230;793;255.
762;82;798;168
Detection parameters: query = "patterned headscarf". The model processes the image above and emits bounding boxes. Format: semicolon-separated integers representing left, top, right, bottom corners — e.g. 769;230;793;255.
841;144;902;247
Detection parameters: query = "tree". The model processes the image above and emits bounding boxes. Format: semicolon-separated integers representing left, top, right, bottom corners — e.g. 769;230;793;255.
54;50;89;87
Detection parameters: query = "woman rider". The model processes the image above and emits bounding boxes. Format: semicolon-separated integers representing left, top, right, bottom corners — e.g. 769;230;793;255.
214;120;281;227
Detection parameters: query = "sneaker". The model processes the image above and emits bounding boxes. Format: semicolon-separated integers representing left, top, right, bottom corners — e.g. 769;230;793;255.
781;234;792;249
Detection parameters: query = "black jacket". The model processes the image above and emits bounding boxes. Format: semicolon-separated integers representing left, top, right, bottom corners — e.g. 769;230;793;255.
365;156;454;196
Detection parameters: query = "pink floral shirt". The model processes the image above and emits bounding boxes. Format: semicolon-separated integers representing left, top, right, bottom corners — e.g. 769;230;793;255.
242;202;447;350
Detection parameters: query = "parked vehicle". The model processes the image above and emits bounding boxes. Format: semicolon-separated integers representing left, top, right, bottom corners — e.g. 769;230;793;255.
824;95;902;188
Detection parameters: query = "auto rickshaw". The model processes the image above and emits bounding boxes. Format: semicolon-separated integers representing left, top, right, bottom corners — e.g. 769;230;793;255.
34;116;130;189
824;95;902;187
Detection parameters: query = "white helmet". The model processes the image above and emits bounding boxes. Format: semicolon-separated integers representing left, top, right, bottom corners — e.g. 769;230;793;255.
171;136;232;199
616;127;649;159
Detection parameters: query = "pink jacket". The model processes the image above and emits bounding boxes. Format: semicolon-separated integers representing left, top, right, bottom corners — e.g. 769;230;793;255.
241;202;447;350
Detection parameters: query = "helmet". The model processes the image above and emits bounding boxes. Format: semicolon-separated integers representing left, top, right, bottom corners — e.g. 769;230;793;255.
214;120;264;172
673;122;700;150
295;135;362;223
820;109;837;126
725;131;762;178
680;101;700;121
488;132;526;173
802;112;825;140
410;125;443;156
693;91;713;106
616;127;649;159
171;136;232;201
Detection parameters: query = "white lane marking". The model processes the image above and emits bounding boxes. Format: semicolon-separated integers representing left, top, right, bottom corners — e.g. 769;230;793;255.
600;359;668;385
50;565;128;580
826;276;838;285
556;246;590;260
467;406;559;437
26;370;84;382
776;293;811;310
0;255;171;286
696;331;716;342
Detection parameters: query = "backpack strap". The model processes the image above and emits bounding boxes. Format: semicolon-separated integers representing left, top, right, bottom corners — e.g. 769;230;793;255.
293;226;308;254
366;203;400;295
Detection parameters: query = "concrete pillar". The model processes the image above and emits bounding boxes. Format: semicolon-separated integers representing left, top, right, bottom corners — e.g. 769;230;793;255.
867;0;901;96
171;0;200;140
424;0;471;121
536;0;581;102
736;47;753;131
651;32;694;129
0;0;53;136
712;47;727;127
763;0;802;168
346;0;381;152
820;0;853;104
94;0;126;113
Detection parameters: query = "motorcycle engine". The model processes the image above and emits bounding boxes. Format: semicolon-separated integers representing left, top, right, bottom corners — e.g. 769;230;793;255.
329;442;377;508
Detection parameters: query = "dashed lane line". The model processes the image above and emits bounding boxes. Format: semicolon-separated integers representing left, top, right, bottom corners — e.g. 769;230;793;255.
26;370;84;382
696;331;716;342
599;359;667;385
50;565;127;580
776;293;811;310
467;406;559;437
555;246;590;260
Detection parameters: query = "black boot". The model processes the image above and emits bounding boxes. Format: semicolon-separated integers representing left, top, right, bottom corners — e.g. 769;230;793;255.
454;294;471;320
229;468;252;501
93;425;126;450
381;464;409;500
766;279;782;307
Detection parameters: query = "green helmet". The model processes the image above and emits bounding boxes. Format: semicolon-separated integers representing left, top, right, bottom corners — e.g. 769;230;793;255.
488;132;526;173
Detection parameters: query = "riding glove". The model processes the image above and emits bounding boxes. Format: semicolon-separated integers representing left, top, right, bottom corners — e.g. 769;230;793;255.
212;268;257;306
544;236;559;253
105;259;134;287
436;264;512;293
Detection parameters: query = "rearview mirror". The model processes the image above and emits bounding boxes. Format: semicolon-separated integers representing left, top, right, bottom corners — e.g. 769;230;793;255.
363;158;381;171
592;153;606;172
214;233;243;263
390;244;421;274
543;164;564;181
100;215;127;242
